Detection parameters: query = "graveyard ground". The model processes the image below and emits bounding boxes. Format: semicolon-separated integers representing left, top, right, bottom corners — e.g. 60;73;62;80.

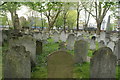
0;38;120;79
30;38;120;79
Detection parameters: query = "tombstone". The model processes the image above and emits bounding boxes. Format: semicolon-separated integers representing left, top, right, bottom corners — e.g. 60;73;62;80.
58;42;66;50
74;40;88;63
100;32;105;41
107;41;115;51
114;39;120;65
33;32;42;40
66;34;76;50
60;31;67;42
90;47;117;78
3;45;31;78
36;40;42;55
52;31;59;42
99;40;105;48
47;51;73;78
76;35;84;41
110;33;118;42
9;35;36;67
89;40;96;50
0;30;2;46
42;32;49;40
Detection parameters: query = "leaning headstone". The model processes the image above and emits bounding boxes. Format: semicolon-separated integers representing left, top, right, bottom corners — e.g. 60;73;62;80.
107;41;115;51
90;47;117;78
9;35;36;67
36;40;42;55
3;45;31;78
47;51;73;78
66;34;76;50
74;40;88;63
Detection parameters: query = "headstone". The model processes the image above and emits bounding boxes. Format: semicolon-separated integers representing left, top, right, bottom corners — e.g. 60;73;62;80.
60;31;67;42
74;40;88;63
76;35;84;41
114;39;120;65
36;40;42;55
52;31;59;42
89;40;96;50
47;51;73;78
107;41;115;51
3;45;31;78
9;35;36;67
33;32;42;40
90;47;117;78
0;30;2;46
110;33;118;41
59;42;66;50
66;34;76;50
99;40;105;48
100;32;105;41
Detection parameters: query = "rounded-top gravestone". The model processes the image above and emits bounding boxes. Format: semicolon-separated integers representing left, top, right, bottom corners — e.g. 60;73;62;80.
47;51;73;78
90;47;117;78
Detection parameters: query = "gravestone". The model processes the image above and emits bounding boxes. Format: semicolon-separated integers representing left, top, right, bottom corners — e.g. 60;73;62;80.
33;32;42;40
36;40;42;55
9;35;36;67
76;35;84;41
110;33;118;41
74;40;88;63
59;42;66;50
114;39;120;65
107;41;115;51
0;31;2;46
60;31;67;42
47;51;73;78
52;31;59;42
100;32;105;41
90;47;117;78
3;45;31;78
66;34;76;50
99;40;105;48
89;40;96;50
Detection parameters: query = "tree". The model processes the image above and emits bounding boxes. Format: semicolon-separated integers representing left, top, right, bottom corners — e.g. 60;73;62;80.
81;1;115;35
1;2;21;29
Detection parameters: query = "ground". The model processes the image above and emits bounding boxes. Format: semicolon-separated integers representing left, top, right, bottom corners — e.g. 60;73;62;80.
0;38;120;79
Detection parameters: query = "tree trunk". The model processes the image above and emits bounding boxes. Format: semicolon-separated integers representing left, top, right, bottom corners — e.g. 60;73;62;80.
96;23;101;35
10;11;15;29
76;10;79;31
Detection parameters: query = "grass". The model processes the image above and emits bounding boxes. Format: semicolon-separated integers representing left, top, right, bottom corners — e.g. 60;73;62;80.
0;47;2;79
1;38;120;79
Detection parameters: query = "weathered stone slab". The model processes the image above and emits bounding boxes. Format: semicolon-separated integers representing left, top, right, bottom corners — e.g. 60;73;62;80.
74;40;88;63
3;45;31;78
66;34;76;50
47;51;73;78
90;47;117;78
